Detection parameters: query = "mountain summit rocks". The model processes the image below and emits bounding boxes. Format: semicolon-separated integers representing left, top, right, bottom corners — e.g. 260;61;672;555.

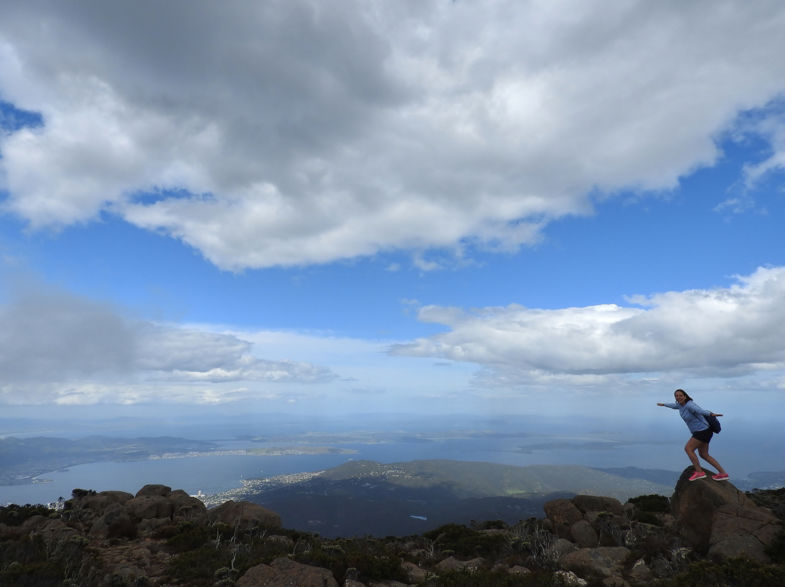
538;470;784;583
671;465;781;562
1;473;784;585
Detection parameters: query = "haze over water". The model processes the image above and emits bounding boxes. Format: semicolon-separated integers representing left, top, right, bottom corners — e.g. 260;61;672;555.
2;412;778;507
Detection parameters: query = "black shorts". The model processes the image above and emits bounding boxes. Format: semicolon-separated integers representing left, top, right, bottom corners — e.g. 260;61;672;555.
692;428;713;443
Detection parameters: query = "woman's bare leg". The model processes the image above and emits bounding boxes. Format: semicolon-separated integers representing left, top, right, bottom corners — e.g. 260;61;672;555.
684;438;703;473
697;443;727;475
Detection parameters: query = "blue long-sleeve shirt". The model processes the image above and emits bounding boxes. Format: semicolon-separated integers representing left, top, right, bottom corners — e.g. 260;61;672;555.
663;400;710;432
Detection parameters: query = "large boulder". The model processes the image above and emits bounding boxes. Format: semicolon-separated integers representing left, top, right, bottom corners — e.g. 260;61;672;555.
89;503;138;540
208;500;282;530
65;490;135;530
237;557;337;586
671;466;781;562
545;494;630;547
544;498;584;539
559;546;630;580
125;495;175;521
135;484;173;498
570;519;599;547
168;489;208;522
572;495;625;517
68;490;134;516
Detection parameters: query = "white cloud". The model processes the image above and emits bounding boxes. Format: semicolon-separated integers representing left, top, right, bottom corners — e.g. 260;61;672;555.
1;1;785;268
742;103;785;189
392;266;785;385
0;285;337;404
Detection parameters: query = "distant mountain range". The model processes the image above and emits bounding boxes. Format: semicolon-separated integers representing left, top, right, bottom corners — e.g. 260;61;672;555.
218;459;676;537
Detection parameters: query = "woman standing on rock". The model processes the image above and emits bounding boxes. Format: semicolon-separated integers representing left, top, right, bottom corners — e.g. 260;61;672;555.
657;389;729;482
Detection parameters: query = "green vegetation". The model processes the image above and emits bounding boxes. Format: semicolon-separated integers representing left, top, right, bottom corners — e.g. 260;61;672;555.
423;523;511;558
168;546;231;586
318;459;672;501
663;557;785;587
628;494;670;513
0;533;69;587
627;493;671;526
298;538;409;583
766;528;785;564
0;503;53;526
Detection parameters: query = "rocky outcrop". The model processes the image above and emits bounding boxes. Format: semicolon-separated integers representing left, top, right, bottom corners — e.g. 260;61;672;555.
62;484;210;541
2;478;784;586
671;466;781;562
543;494;634;583
544;494;629;549
207;499;282;530
435;555;485;572
560;546;630;579
237;557;338;586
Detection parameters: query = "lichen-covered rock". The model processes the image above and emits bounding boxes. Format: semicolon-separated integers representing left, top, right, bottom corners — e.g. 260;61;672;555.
169;489;208;522
401;560;429;582
435;555;485;572
627;557;653;585
549;537;579;559
237;556;338;586
559;546;630;579
553;569;588;586
508;564;531;575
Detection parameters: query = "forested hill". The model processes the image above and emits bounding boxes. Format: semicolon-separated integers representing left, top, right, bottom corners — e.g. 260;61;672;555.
211;459;674;537
317;459;673;499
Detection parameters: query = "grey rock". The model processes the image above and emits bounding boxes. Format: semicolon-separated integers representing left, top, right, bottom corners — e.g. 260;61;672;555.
135;484;172;498
570;519;598;547
671;466;781;561
573;495;625;517
237;556;337;586
208;499;282;530
545;498;584;539
560;546;631;579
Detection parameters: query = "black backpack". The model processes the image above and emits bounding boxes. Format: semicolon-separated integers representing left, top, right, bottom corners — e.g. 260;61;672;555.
706;413;721;434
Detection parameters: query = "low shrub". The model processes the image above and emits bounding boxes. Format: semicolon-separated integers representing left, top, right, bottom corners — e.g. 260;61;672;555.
166;546;230;586
165;521;211;552
665;557;785;587
423;523;510;558
628;494;670;513
0;504;53;526
766;527;785;564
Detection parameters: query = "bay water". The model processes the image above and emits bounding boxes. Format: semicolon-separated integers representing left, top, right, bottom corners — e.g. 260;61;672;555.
1;420;775;506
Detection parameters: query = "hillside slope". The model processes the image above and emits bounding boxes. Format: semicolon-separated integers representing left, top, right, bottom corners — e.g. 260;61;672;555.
216;459;673;537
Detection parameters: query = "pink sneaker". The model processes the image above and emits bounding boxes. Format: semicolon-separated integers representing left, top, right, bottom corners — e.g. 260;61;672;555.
688;471;707;481
712;473;730;481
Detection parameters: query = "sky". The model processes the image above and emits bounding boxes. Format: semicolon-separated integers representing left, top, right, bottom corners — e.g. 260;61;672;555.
1;0;785;427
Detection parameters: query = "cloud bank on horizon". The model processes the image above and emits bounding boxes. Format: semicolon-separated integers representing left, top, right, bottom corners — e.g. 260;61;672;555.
1;1;784;412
